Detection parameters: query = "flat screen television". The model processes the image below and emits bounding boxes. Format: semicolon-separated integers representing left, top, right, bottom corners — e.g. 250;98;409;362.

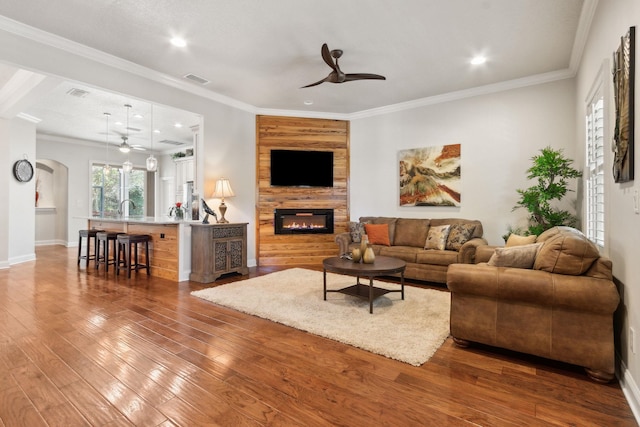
270;149;334;187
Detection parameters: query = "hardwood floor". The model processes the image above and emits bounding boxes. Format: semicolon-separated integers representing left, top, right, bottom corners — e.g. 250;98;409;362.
0;246;636;426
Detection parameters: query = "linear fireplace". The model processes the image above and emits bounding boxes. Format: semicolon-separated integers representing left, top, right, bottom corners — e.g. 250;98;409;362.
274;208;334;235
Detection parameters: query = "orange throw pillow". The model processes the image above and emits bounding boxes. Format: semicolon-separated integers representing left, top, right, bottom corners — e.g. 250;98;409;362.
364;223;391;246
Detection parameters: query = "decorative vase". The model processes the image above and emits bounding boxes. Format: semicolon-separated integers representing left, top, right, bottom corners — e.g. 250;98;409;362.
363;245;375;264
360;235;369;257
351;248;362;263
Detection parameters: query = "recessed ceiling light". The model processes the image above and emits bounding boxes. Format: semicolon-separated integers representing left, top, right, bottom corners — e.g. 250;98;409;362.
133;114;144;119
114;121;123;126
470;56;487;65
153;129;161;134
174;123;183;128
304;100;313;106
170;37;187;48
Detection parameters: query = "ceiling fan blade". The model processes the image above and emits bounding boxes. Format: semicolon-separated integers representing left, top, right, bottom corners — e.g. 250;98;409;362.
301;76;329;88
344;73;386;82
131;145;147;151
321;43;337;71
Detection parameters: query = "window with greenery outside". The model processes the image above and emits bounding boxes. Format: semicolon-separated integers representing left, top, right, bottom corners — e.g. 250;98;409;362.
92;165;145;217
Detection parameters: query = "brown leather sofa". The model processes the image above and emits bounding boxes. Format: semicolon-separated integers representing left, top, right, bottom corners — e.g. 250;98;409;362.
335;217;486;283
447;226;620;382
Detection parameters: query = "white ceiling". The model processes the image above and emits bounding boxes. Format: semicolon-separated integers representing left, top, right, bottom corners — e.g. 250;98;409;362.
0;0;590;146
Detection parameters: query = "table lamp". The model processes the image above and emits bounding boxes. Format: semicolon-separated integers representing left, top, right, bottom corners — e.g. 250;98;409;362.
211;178;235;223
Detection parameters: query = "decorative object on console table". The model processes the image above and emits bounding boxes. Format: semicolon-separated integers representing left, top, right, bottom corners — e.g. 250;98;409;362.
169;202;186;220
211;178;235;223
612;26;635;183
190;222;249;283
201;198;217;224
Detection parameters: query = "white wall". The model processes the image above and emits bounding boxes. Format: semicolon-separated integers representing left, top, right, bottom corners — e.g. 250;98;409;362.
576;0;640;415
0;118;10;268
8;118;36;264
350;78;577;245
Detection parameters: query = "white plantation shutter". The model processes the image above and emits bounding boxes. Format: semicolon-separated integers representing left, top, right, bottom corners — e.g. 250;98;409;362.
586;95;604;247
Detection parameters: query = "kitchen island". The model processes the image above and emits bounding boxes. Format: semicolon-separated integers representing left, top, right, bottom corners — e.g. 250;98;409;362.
86;217;194;281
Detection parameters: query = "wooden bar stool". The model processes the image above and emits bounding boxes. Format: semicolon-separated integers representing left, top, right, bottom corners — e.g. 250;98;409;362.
96;231;121;272
77;229;104;268
116;234;151;278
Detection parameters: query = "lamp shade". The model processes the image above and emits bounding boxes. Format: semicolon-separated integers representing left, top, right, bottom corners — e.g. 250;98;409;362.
211;178;235;199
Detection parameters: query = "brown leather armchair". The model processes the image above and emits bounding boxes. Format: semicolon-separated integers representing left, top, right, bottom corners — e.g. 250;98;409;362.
447;227;620;382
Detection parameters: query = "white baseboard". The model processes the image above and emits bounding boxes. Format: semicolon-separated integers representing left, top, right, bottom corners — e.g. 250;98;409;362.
619;359;640;424
9;253;36;265
35;239;67;247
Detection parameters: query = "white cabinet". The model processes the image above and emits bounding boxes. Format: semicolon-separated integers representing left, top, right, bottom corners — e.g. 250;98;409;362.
174;157;194;198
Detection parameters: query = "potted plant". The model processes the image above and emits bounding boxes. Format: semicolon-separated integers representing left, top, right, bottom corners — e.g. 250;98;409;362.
513;146;582;236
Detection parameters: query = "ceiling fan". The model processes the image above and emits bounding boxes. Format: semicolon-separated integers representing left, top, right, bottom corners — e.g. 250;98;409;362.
301;43;386;88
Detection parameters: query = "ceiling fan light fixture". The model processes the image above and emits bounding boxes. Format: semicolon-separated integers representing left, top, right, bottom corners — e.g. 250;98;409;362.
119;136;131;153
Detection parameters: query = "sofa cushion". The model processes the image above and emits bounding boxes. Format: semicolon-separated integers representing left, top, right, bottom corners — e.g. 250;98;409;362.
487;243;542;269
364;223;391;246
348;221;368;243
393;218;430;247
431;218;484;239
533;230;600;275
446;223;476;250
379;246;422;263
425;225;451;250
360;217;398;244
416;250;459;266
506;234;537;247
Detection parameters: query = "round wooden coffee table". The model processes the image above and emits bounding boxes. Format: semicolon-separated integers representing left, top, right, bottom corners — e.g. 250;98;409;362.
322;256;406;313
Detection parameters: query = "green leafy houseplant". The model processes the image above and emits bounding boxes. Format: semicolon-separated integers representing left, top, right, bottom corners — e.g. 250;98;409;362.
513;147;582;236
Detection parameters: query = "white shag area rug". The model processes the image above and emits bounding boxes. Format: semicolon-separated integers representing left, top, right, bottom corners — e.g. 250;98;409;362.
191;268;451;366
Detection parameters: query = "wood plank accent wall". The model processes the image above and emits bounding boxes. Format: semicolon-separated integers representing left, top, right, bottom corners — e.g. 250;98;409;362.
256;115;350;266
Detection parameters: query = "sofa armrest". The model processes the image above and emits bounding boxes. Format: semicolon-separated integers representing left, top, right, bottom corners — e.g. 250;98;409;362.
335;232;353;256
475;245;500;263
457;237;488;263
447;263;619;314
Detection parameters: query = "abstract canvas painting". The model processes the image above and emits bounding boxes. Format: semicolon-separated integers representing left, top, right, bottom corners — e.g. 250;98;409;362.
399;144;461;207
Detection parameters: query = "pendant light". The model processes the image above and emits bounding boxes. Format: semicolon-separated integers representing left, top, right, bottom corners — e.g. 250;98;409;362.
122;104;133;173
146;104;158;172
103;112;111;172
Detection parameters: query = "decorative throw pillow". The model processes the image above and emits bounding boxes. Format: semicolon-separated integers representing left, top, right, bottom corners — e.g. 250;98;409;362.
348;221;368;243
364;223;391;246
487;243;542;269
506;234;537;247
445;223;476;251
424;225;451;250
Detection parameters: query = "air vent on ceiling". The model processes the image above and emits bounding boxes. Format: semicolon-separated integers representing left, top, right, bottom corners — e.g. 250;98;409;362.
66;88;90;98
183;73;210;85
158;139;185;146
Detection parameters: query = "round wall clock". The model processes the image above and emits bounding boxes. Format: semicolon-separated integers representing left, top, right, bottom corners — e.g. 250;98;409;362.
13;159;34;182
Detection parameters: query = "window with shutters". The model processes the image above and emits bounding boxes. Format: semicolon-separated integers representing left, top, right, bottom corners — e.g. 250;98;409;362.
585;89;605;248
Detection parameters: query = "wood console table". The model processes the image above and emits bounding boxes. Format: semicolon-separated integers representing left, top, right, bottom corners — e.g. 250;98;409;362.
190;223;249;283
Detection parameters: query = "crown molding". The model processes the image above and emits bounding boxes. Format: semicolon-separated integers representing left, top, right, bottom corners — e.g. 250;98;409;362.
254;107;350;121
0;15;257;114
347;69;575;120
569;0;599;73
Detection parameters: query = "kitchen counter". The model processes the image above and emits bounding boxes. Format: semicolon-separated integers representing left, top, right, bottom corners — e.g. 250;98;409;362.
85;216;195;281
